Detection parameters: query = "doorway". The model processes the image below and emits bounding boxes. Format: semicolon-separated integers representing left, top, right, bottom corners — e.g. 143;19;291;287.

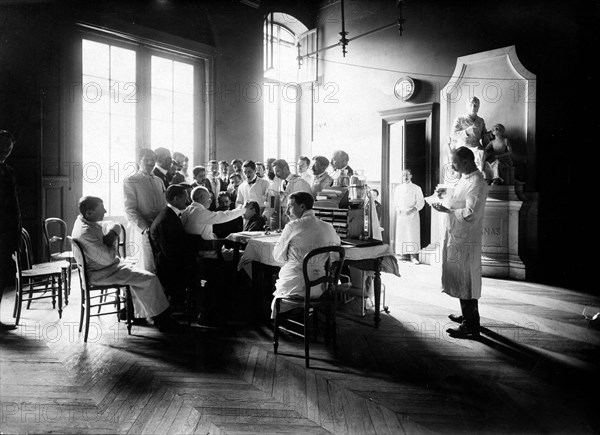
380;103;438;255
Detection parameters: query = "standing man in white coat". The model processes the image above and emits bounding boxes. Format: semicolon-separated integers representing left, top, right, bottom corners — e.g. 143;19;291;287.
432;147;488;339
393;169;425;264
123;148;166;273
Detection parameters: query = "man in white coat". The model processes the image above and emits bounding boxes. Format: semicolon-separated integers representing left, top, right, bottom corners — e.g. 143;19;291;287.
123;148;166;272
432;147;488;339
393;169;425;264
271;191;341;318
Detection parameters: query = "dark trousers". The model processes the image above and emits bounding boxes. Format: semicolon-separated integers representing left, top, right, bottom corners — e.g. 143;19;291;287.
460;298;480;329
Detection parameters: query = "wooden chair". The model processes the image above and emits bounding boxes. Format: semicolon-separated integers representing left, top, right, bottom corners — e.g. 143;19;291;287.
43;217;76;303
117;223;137;264
71;238;132;342
273;245;346;368
12;228;68;325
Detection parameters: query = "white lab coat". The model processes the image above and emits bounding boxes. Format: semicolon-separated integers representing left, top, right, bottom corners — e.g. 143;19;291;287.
441;170;488;299
271;210;341;318
393;182;425;255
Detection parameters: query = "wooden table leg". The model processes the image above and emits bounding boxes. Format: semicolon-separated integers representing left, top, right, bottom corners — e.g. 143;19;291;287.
373;258;382;328
57;270;64;319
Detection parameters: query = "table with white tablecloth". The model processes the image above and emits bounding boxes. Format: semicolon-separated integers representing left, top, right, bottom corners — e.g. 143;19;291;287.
227;231;400;327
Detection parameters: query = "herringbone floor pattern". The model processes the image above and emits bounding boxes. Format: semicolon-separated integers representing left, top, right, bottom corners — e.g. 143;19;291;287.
2;260;599;434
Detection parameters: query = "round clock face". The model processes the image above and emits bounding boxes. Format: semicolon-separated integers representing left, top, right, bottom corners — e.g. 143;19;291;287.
394;77;415;100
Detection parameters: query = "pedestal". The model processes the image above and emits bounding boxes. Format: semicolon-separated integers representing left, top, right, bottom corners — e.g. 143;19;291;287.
481;185;526;279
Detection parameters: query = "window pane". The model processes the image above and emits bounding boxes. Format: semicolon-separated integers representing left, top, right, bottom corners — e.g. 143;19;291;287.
152;56;173;90
111;46;136;83
173;122;193;166
152;119;173;149
151;88;173;122
82;76;109;114
173;91;193;124
82;39;136;218
173;61;194;94
82;39;109;78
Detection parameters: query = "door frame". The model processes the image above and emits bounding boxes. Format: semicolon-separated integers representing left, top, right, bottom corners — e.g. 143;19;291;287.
379;102;439;246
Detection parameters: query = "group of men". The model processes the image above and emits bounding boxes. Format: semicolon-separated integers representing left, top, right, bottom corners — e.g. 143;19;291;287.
69;147;358;328
1;127;488;339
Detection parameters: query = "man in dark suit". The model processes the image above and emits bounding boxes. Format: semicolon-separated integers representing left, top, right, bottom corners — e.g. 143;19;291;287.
207;160;227;210
0;130;20;331
149;184;195;306
153;147;174;189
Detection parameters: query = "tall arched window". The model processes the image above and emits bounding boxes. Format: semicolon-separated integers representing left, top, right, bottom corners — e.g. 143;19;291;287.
263;13;310;164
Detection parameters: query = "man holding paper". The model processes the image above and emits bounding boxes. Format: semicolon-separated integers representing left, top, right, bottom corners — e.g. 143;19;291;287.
431;147;488;339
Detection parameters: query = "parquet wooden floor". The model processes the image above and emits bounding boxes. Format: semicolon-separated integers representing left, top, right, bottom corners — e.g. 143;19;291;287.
1;260;599;434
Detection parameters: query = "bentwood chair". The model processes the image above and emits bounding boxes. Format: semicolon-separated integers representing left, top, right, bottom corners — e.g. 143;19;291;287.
273;246;346;368
43;217;76;303
12;228;68;325
71;238;132;342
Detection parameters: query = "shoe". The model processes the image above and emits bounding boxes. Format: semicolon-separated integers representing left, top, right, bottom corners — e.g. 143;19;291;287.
411;257;420;265
447;322;480;339
448;314;464;324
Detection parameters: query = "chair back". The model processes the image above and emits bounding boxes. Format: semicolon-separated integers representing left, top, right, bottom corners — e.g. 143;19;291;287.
19;228;35;269
302;245;346;299
43;218;69;261
117;223;127;258
70;238;91;292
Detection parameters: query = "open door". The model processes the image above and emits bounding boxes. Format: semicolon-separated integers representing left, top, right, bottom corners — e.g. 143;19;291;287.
380;103;439;257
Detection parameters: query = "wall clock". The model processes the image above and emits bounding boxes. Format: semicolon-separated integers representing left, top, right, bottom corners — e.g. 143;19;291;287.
394;76;416;100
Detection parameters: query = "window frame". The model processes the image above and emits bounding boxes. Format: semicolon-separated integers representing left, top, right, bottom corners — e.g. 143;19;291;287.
74;24;215;217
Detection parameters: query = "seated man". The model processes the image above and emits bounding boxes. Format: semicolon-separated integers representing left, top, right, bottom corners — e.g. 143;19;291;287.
243;201;266;232
149;185;196;306
72;196;178;332
483;123;513;185
213;192;242;238
271;191;341;318
182;186;245;247
181;186;245;327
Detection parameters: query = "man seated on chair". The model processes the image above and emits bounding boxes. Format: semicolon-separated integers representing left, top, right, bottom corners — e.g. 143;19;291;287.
72;196;178;332
181;186;245;259
149;184;196;309
181;186;245;327
271;191;341;319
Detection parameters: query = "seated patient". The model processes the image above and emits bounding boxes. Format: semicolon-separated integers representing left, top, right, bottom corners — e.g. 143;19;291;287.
243;201;266;232
71;196;178;332
213;192;242;238
483;123;513;185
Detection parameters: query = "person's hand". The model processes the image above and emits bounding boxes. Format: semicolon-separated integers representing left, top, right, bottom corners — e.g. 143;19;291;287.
103;230;119;247
431;203;450;213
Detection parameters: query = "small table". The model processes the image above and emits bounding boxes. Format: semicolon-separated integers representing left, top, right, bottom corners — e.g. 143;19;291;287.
229;231;399;327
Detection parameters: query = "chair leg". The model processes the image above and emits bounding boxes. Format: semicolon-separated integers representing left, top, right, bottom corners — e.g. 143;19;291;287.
14;282;23;325
57;273;63;319
273;299;280;354
304;306;310;368
84;298;91;342
51;275;56;309
125;287;133;335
